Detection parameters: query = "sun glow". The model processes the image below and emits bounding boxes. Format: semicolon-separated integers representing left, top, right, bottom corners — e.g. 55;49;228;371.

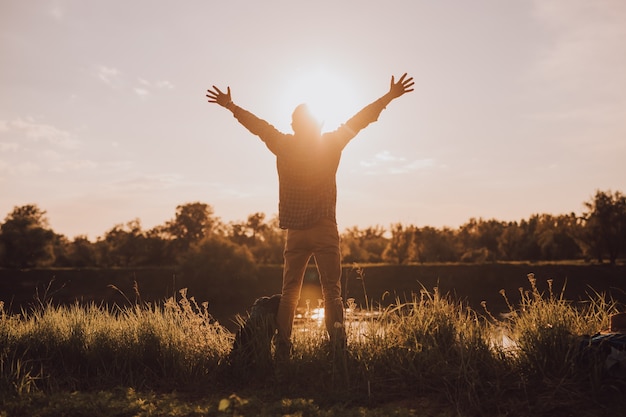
278;67;365;131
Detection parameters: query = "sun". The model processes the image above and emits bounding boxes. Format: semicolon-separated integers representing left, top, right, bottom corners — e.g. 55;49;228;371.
278;66;365;131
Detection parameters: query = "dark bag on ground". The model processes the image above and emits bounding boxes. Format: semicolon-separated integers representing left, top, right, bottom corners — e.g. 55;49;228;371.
228;294;281;374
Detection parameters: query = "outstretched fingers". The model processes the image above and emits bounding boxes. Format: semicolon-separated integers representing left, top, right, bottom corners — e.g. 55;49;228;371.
390;73;415;97
397;73;414;89
206;85;231;104
206;87;218;102
402;77;415;92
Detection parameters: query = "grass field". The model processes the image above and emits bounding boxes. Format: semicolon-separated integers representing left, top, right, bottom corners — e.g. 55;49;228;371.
2;273;626;416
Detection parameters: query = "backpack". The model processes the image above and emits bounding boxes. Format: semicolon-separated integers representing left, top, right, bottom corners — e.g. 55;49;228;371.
228;294;281;377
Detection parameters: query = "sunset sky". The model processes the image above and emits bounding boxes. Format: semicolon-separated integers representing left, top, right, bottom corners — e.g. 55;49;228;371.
1;0;625;239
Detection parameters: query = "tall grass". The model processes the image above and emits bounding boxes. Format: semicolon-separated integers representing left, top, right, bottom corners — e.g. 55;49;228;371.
1;275;625;416
491;274;624;414
0;290;231;394
332;287;514;415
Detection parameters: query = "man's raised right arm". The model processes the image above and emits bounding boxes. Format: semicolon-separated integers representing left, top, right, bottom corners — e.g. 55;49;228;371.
206;85;283;152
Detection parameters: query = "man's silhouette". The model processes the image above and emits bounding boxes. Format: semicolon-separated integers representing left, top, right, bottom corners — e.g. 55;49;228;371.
206;73;414;360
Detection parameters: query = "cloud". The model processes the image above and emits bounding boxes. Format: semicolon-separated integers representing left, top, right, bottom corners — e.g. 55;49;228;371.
103;160;134;172
40;150;98;173
109;173;183;191
359;151;435;174
155;80;174;90
0;142;19;152
521;104;624;124
374;150;402;162
0;118;100;176
6;161;41;176
390;159;436;174
134;88;149;97
49;159;98;173
213;184;256;199
133;78;175;97
0;118;79;149
360;150;405;168
96;65;121;86
95;66;174;98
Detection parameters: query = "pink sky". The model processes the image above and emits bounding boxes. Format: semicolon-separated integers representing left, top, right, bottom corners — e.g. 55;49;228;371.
1;0;625;239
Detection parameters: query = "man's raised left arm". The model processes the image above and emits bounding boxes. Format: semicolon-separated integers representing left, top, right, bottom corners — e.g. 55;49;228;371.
330;73;414;146
346;73;414;132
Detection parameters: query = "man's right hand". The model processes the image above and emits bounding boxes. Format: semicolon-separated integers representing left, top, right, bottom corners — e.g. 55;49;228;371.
388;73;414;99
206;85;234;108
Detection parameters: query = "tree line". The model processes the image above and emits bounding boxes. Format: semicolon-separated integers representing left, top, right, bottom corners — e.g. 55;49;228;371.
1;190;625;271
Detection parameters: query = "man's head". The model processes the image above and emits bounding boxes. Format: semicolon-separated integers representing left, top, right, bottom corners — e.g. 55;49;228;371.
291;104;322;137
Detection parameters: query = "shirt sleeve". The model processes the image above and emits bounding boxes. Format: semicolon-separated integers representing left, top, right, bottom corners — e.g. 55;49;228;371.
327;97;391;149
232;106;286;155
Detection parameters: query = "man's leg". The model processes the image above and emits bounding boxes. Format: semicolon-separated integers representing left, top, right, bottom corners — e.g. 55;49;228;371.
312;218;346;347
276;228;311;358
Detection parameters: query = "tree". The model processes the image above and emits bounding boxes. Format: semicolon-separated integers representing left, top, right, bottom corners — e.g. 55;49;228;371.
143;226;176;266
228;221;251;246
497;221;521;261
248;215;285;264
514;216;542;261
0;204;56;268
165;202;218;257
534;213;583;261
246;212;267;242
97;219;146;267
414;226;459;263
583;190;626;265
457;218;503;262
66;235;98;267
382;223;416;264
341;225;387;263
227;212;267;247
226;212;284;264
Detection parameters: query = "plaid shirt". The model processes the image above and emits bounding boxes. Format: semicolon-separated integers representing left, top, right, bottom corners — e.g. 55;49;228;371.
232;97;391;229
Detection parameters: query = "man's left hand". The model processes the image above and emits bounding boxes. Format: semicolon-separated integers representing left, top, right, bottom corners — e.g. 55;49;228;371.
388;73;414;99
